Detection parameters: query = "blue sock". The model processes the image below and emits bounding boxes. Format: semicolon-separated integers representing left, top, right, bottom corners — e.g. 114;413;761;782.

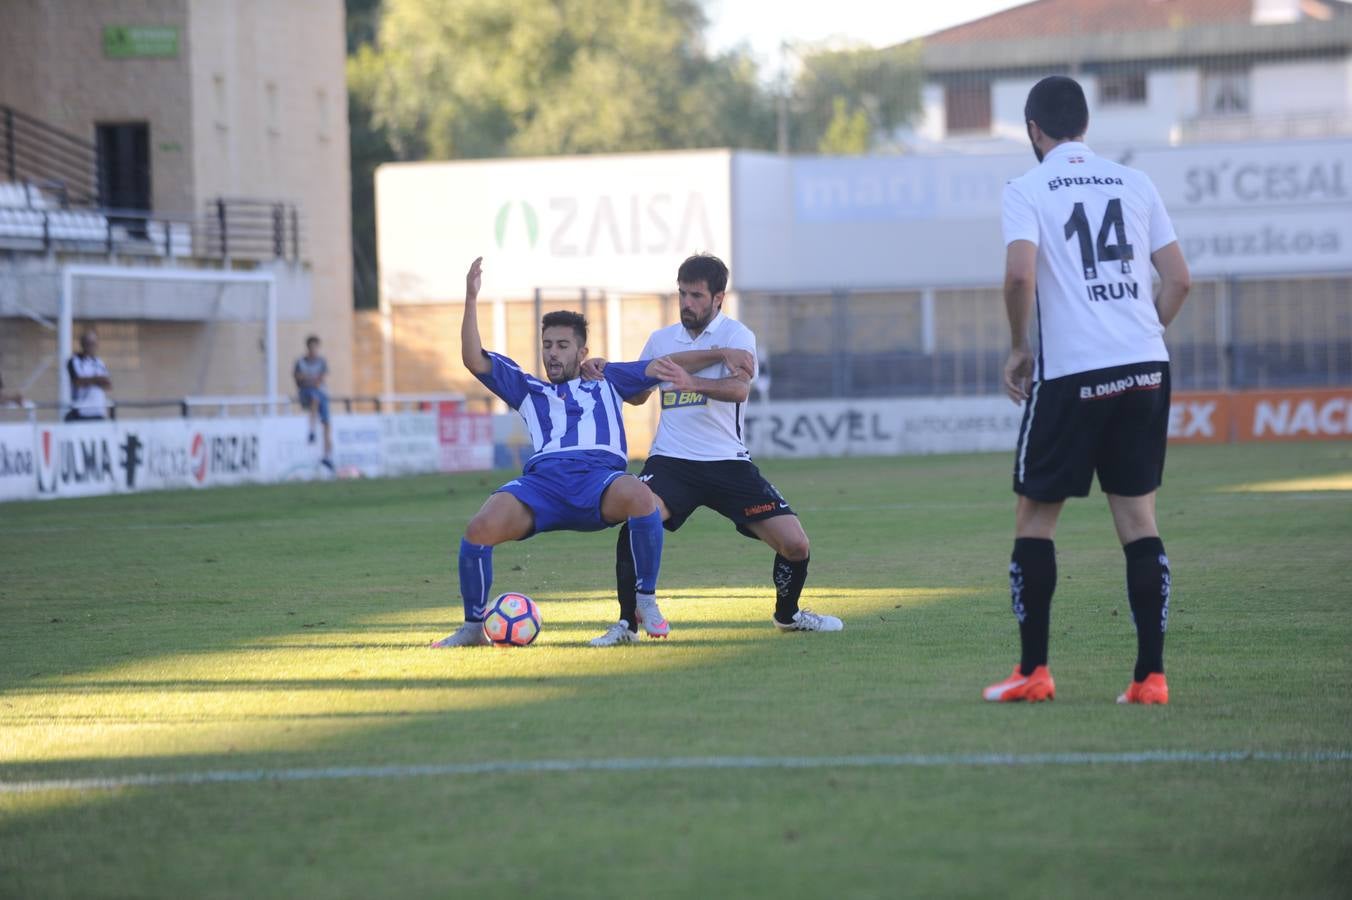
458;538;493;622
626;508;664;595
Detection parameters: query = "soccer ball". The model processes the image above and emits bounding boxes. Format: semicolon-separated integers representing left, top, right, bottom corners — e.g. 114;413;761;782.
482;592;541;646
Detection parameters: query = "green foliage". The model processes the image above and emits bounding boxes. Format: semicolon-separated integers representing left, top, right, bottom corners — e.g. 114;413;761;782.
792;41;924;152
347;0;776;159
817;97;871;155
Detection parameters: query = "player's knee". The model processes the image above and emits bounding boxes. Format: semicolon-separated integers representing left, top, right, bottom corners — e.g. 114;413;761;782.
780;532;810;561
613;478;655;518
464;516;496;546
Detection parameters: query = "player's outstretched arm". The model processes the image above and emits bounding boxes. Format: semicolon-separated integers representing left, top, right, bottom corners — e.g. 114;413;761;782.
460;257;491;375
1151;242;1191;328
583;357;653;404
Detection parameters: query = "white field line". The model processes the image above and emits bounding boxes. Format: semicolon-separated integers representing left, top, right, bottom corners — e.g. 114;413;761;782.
3;750;1349;795
6;492;1346;535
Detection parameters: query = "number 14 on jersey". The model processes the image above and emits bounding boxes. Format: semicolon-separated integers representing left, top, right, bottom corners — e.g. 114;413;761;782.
1064;198;1134;281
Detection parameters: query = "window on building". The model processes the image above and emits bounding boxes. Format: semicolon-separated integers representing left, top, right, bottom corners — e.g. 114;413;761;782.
945;82;991;134
1202;68;1250;116
96;122;151;237
1099;72;1147;106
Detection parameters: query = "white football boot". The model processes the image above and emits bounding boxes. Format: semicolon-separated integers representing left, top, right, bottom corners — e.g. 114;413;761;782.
634;595;671;638
773;609;844;633
430;621;492;648
589;621;640;647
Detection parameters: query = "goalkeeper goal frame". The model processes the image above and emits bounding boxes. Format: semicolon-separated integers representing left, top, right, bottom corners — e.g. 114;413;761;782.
58;264;280;415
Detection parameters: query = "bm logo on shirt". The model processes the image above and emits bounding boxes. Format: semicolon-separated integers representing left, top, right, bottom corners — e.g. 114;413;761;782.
663;390;708;409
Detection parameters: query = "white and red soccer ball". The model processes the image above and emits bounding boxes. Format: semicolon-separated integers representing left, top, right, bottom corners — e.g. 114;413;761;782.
482;592;541;646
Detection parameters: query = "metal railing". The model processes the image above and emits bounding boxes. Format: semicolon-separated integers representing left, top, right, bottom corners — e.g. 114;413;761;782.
1;105;100;207
201;198;302;261
0;197;302;262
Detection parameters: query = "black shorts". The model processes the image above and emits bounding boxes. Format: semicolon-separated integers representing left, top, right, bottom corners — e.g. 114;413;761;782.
639;455;795;539
1013;361;1170;502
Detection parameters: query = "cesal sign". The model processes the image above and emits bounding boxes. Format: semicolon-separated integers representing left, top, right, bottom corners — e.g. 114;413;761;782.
733;138;1352;290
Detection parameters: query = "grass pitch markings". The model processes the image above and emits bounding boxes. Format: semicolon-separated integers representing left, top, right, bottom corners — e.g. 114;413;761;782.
3;749;1349;795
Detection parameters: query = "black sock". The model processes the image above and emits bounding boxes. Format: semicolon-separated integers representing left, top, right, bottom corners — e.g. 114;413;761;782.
615;524;638;632
1011;538;1056;676
772;554;809;624
1124;536;1169;682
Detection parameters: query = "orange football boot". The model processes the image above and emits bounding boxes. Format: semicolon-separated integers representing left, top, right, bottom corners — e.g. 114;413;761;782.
1117;672;1169;705
983;665;1055;702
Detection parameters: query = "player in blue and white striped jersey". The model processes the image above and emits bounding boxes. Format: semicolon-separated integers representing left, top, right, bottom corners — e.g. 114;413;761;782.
433;258;752;648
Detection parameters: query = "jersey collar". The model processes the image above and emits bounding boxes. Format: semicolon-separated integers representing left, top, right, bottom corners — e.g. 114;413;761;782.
1044;141;1093;163
678;310;728;344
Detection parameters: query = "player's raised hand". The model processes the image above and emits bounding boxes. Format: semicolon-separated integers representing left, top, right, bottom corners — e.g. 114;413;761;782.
465;257;483;302
1004;347;1034;404
580;358;608;381
719;348;755;380
648;356;693;390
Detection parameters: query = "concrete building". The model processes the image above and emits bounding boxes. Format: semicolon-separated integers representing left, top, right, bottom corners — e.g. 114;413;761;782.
0;0;352;416
910;0;1352;152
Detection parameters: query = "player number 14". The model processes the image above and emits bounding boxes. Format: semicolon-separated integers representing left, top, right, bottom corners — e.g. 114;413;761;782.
1064;198;1134;281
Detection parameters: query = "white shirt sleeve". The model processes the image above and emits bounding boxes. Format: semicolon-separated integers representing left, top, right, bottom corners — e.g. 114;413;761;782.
1001;181;1039;247
1146;178;1178;253
728;324;758;378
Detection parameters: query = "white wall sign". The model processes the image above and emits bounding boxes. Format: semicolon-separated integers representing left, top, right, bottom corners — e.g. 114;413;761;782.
0;423;37;502
744;397;1024;459
1;412;495;503
733;138;1352;291
378;151;733;300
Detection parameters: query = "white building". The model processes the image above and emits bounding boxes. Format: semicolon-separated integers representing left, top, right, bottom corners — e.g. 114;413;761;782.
910;0;1352;152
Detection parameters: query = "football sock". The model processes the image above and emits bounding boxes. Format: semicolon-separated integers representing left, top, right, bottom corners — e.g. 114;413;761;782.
458;538;493;623
772;554;809;624
1011;538;1056;676
626;508;664;598
1124;536;1170;681
615;524;638;632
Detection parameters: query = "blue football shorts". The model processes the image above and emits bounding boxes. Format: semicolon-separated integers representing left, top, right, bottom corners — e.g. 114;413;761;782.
495;453;629;535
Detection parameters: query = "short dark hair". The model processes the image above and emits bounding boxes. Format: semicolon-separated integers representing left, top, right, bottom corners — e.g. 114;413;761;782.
541;310;587;345
306;335;320;347
678;253;729;295
1024;76;1088;140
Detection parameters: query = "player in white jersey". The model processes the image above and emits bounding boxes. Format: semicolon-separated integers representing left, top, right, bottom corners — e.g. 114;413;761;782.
584;254;843;644
435;258;746;648
65;329;112;421
982;77;1191;705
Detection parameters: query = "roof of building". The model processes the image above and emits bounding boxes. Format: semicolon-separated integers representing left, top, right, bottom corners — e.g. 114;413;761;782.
926;0;1349;45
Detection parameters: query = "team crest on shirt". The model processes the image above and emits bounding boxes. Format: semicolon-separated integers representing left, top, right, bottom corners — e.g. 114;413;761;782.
662;390;708;408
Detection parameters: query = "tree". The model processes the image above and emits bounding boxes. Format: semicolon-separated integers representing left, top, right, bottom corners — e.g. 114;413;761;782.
791;41;924;154
817;97;871;155
347;0;776;160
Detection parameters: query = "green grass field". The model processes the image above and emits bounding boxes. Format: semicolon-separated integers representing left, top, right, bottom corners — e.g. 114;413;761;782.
1;442;1350;898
